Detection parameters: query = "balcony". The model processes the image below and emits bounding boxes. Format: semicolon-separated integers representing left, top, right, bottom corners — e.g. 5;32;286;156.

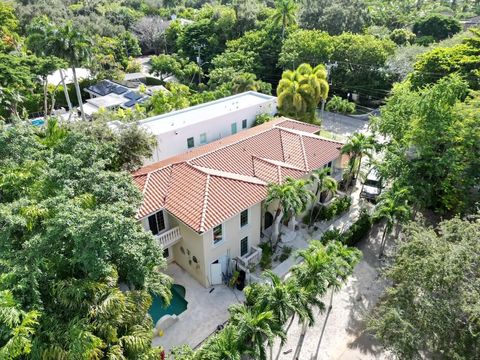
236;245;263;271
156;227;182;248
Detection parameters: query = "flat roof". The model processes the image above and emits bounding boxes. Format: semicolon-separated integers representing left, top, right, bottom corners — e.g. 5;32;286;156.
138;91;276;135
86;94;127;108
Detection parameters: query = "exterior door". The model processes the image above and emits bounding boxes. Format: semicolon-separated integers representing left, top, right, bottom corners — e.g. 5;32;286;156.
264;211;274;230
210;261;222;285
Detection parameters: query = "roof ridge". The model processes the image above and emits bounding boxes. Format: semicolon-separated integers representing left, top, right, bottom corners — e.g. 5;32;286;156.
190;164;267;186
192;121;283;163
199;174;211;233
252;155;304;171
299;135;309;172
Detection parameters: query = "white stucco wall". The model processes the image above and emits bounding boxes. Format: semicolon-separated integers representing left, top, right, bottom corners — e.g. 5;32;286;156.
139;92;277;164
199;202;262;287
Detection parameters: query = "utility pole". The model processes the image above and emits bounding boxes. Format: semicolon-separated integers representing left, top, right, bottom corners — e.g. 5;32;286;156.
194;44;204;84
320;61;338;121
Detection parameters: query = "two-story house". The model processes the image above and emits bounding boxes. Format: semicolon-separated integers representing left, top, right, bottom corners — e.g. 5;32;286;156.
132;117;345;287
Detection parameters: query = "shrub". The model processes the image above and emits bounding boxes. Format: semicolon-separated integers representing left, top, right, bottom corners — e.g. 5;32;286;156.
259;242;273;270
321;228;342;243
279;246;292;262
254;113;273;126
316;195;352;221
342;210;372;246
390;29;416;46
326;95;356;114
413;14;461;42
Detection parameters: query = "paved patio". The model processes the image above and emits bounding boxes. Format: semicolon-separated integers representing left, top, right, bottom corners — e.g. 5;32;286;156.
152;263;244;352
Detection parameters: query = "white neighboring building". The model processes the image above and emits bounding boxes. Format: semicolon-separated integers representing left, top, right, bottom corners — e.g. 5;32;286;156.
138;91;277;164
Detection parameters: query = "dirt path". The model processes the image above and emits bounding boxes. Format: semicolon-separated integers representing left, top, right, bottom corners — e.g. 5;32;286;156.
271;223;393;360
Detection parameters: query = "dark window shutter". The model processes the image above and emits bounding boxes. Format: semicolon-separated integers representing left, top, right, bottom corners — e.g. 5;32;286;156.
148;214;159;235
156;211;166;232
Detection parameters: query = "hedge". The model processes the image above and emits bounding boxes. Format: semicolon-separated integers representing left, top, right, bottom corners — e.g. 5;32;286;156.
320;209;373;247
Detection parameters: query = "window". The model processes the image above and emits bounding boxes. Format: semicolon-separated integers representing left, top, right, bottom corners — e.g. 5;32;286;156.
240;209;248;227
187;137;194;149
148;210;166;235
231;122;237;134
163;248;170;259
213;224;223;245
200;133;207;144
240;237;248;257
242;119;247;129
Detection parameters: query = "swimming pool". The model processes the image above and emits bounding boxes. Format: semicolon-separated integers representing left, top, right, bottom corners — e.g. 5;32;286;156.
31;118;45;126
149;284;188;324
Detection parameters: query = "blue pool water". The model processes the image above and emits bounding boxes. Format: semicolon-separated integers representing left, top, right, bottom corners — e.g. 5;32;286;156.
31;118;45;126
149;284;188;324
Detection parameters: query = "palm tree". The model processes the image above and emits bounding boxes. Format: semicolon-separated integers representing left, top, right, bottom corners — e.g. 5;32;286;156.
277;64;329;123
341;133;375;188
26;18;74;118
196;325;242;360
49;22;91;121
374;188;411;257
323;241;361;309
265;177;314;247
232;73;258;94
229;304;285;360
271;0;297;41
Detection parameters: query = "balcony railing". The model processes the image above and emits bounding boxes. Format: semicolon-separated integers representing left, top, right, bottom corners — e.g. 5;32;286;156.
156;226;182;248
236;245;262;270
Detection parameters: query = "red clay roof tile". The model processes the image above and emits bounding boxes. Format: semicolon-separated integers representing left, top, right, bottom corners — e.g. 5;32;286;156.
133;117;343;232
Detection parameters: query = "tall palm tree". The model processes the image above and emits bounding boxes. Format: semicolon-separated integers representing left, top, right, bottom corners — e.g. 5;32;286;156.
27;18;75;118
265;177;314;247
277;64;329;123
196;325;242;360
48;22;91;121
271;0;297;41
229;304;285;360
341;133;375;188
323;241;361;309
374;188;411;257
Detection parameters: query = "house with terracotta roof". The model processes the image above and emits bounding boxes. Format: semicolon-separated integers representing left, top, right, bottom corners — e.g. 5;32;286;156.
133;117;346;287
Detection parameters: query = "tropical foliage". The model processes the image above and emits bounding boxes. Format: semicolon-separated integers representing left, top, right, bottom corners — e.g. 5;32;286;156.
372;74;480;213
277;63;329;123
369;216;480;359
265;177;314;246
0;119;171;357
187;240;361;360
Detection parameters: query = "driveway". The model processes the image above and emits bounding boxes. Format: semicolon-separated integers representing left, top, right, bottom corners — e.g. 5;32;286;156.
320;111;370;136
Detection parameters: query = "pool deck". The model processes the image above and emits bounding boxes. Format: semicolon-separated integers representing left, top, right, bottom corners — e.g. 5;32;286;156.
152;262;245;352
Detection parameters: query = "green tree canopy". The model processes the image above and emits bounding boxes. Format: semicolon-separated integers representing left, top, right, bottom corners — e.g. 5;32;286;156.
370;216;480;359
373;74;480;213
0;119;171;357
410;29;480;90
412;14;462;42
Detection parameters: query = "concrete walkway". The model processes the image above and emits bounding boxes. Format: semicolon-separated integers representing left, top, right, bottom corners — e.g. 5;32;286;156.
272;188;364;280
